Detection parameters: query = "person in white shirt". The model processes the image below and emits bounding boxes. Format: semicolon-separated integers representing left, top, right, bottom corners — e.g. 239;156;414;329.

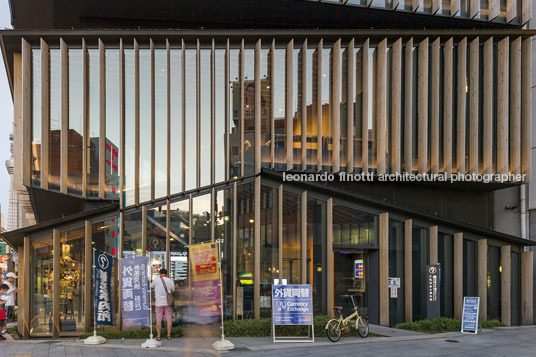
150;268;175;341
2;272;20;335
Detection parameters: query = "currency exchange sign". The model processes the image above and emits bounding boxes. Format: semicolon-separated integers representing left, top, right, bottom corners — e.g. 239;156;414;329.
121;256;151;328
272;284;313;325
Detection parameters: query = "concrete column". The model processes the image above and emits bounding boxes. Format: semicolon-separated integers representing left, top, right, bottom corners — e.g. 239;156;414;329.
84;220;92;332
500;245;511;326
405;219;413;322
478;239;488;323
327;198;333;316
443;38;453;176
379;212;389;326
417;38;429;174
429;226;438;264
521;251;533;325
454;233;463;320
376;39;387;175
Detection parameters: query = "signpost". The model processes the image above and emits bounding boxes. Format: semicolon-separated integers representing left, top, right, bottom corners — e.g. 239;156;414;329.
426;265;441;319
388;277;400;299
272;284;314;343
461;297;480;334
84;249;112;345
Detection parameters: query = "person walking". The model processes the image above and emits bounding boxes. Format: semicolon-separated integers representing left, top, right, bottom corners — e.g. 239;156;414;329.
2;272;19;335
150;268;175;341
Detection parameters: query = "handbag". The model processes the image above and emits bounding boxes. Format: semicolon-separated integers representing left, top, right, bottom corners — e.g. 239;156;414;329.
160;277;174;306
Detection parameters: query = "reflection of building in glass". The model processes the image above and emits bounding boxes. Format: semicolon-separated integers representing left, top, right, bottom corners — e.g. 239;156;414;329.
1;0;535;339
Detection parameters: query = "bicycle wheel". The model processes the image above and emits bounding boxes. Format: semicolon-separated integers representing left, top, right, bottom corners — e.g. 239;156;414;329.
357;317;369;338
326;319;342;342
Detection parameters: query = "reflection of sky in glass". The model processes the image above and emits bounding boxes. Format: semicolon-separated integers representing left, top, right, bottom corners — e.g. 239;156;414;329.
214;50;225;183
69;49;83;134
200;49;211;187
32;49;41;144
274;48;285;168
185;49;197;190
49;49;61;188
155;49;167;199
170;49;182;194
105;49;120;198
139;49;151;202
124;49;135;206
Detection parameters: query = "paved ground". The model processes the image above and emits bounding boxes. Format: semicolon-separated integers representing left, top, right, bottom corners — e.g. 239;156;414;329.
1;325;535;356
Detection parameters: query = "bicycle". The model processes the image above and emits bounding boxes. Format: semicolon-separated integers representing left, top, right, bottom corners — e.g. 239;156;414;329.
325;294;369;342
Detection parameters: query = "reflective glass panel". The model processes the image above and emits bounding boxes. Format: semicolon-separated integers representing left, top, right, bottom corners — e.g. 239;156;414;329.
68;49;83;195
192;193;211;244
155;49;167;199
200;49;212;186
105;49;120;199
282;190;301;283
31;48;41;186
49;48;61;191
139;48;151;202
273;48;285;170
236;183;254;318
185;48;197;190
124;49;135;206
260;185;278;317
243;49;255;177
123;210;143;257
229;49;240;179
215;49;226;183
87;49;99;197
30;234;53;336
147;205;167;279
170;48;183;194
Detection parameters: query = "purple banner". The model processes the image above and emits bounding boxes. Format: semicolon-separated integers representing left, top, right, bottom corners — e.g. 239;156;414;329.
192;280;220;317
121;256;151;328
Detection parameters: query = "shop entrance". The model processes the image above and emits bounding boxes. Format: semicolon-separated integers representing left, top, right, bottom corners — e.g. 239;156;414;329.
333;250;368;317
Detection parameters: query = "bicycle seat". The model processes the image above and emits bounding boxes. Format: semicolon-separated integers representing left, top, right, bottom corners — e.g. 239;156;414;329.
333;306;343;311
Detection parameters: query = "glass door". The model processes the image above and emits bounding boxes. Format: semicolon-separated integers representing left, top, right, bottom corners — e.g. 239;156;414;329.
333;250;368;317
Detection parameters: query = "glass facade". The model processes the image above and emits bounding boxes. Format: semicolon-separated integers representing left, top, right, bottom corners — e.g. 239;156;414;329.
389;220;405;326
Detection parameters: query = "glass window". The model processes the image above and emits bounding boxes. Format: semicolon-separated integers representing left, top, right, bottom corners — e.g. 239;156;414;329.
185;48;197;190
139;48;151;202
244;49;255;177
215;49;226;183
282;191;301;284
354;45;363;170
487;245;501;321
59;226;85;335
31;48;42;187
341;47;348;172
260;185;278;317
147;205;167;279
305;47;316;171
441;0;452;15
293;46;302;169
154;49;167;199
332;203;377;247
105;49;120;199
307;198;327;314
479;0;489;20
68;49;83;196
463;239;478;297
92;216;120;329
49;48;61;191
229;49;241;179
215;188;233;319
170;48;183;194
260;48;271;169
192;193;211;244
124;49;135;206
30;234;54;336
389;221;405;326
200;49;212;186
322;48;331;172
236;183;254;318
273;48;285;170
123;209;143;257
438;233;454;318
412;226;429;321
87;49;99;197
169;199;190;315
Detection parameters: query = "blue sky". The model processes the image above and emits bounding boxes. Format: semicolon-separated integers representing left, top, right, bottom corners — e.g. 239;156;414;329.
0;0;13;227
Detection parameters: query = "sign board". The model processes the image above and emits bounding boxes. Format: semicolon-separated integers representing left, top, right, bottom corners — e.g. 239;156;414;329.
388;277;401;289
390;287;398;298
189;243;221;317
461;297;480;334
121;256;151;328
354;259;364;279
272;284;313;325
94;250;113;325
426;264;441;319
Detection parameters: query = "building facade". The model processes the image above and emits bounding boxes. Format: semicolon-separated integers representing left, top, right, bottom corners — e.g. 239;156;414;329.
0;0;535;339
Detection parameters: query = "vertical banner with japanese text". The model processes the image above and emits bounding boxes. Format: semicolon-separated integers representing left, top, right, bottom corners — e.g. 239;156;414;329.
189;243;221;317
121;256;151;328
94;249;113;325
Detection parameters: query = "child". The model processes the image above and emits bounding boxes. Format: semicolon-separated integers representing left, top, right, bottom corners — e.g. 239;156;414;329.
0;284;9;341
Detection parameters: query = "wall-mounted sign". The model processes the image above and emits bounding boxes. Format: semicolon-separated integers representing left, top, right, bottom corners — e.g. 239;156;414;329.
354;260;364;279
388;277;401;289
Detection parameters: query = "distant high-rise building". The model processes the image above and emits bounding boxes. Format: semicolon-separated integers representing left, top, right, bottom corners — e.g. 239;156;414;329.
5;131;18;231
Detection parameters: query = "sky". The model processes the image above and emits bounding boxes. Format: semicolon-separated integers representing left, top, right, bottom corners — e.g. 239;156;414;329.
0;0;13;227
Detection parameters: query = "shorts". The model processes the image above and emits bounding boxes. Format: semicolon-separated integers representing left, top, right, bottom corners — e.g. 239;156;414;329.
5;307;13;321
155;306;172;323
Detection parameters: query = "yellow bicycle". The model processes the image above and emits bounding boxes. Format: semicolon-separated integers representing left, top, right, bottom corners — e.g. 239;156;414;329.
325;294;369;342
